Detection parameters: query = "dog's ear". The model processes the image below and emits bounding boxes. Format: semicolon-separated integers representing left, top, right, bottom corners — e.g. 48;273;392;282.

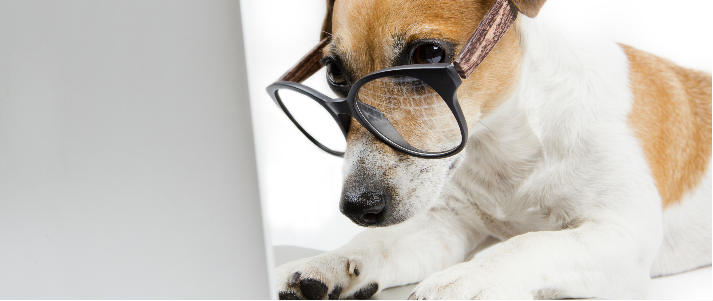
320;0;335;39
509;0;546;18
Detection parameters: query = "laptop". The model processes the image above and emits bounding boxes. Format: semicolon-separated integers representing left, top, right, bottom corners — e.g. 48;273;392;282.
0;1;272;298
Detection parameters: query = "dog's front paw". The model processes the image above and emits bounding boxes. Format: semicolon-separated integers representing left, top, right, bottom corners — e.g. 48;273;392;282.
275;253;379;300
408;262;532;300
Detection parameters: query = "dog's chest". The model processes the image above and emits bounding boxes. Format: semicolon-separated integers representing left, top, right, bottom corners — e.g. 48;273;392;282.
447;113;572;239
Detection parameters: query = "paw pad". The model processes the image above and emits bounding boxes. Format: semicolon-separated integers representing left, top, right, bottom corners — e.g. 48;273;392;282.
351;282;378;300
328;285;342;300
299;278;328;300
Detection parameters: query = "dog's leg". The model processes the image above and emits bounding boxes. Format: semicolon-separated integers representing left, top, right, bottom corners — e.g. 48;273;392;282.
409;218;660;299
274;208;485;299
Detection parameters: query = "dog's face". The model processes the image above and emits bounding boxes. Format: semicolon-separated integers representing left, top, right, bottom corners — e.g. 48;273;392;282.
324;0;523;226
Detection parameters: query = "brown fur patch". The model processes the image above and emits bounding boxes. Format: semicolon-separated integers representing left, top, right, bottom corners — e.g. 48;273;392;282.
328;0;523;150
622;44;712;208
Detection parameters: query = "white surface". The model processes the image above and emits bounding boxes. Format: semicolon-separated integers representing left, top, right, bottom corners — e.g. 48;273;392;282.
0;1;270;298
241;0;713;252
274;246;713;299
650;267;713;299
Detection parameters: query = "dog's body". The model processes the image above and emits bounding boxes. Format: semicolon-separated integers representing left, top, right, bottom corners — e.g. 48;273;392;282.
276;0;712;299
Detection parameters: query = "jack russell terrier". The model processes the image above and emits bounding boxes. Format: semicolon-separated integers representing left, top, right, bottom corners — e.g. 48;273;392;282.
270;0;712;299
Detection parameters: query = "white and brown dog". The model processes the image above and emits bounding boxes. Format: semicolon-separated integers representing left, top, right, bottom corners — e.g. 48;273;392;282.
276;0;712;299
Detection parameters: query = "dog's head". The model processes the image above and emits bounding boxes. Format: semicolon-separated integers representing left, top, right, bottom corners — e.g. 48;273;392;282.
321;0;538;226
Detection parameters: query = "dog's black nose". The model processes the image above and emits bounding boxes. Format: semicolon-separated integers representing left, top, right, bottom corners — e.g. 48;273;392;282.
340;190;390;226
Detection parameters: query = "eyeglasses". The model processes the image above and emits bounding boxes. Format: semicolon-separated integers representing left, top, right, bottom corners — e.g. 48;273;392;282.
266;0;520;159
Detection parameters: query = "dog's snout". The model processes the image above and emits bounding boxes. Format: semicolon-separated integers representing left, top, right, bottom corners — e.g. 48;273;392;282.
340;190;391;226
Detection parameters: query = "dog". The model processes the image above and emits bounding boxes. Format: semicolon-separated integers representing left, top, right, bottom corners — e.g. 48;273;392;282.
275;0;712;299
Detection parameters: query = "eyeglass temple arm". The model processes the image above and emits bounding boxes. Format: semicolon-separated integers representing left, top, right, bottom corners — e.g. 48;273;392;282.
282;0;543;82
279;37;331;83
453;0;521;79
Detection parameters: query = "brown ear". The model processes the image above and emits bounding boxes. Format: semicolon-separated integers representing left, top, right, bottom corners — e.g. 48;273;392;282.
320;0;335;39
509;0;546;18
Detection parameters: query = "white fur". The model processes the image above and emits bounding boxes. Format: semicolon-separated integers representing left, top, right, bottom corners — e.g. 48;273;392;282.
651;162;712;277
275;16;711;299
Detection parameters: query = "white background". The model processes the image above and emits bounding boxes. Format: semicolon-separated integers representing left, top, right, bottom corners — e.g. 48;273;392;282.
241;0;713;251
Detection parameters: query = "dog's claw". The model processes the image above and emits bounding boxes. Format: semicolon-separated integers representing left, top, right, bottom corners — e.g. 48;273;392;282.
288;272;301;286
348;260;360;277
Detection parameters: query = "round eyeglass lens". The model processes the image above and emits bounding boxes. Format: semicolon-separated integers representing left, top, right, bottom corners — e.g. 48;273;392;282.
276;88;346;153
355;75;461;153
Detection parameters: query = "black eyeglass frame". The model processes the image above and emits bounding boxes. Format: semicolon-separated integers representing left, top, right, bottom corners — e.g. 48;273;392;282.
267;63;467;158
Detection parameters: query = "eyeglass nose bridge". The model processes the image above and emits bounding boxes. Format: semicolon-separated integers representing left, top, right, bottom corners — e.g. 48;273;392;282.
323;98;352;137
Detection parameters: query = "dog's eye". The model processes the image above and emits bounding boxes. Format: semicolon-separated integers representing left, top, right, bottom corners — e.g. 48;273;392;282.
326;61;348;86
410;43;446;64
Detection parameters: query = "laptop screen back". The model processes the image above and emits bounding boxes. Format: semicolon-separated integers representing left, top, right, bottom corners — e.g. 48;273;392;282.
0;0;270;298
